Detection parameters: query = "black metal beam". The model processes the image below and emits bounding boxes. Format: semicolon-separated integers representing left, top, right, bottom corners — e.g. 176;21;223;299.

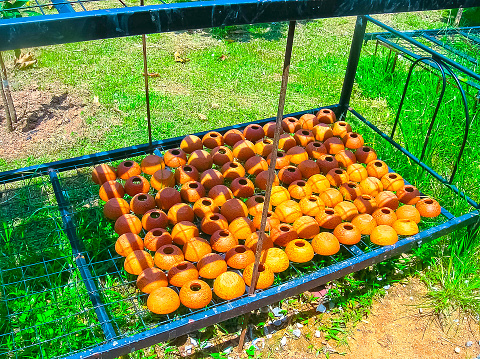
364;26;480;41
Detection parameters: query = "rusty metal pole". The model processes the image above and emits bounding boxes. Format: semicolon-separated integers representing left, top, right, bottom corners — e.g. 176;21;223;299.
140;0;153;149
237;20;296;351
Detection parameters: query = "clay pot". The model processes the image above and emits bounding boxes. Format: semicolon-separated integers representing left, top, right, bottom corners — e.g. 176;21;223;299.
298;160;321;179
124;175;150;197
263;122;279;138
140;155;165;175
200;169;224;190
115;233;144;257
137;267;168;294
151;168;175;190
213;271;246;300
167;203;195;224
323;137;345;155
317;154;339;174
416;198;441;217
117;160;141;180
180;134;203;154
282;117;301;133
395;205;421;224
346;163;368;183
171;221;199;245
224;129;245;147
381;172;404;192
225;245;255;269
334;201;359;221
359;177;384;196
372;207;397;226
267;151;291;169
245;231;274;253
197;253;228;279
144;228;173;252
243;124;265;143
333;222;361;245
104;197;130;220
353;194;378;214
286;146;309;165
168;261;199;287
130;193;156;216
99;180;124;202
243;263;275;290
246;195;270;217
210;229;239;252
221;161;246;180
271;223;297;246
355;146;377;164
307;174;331;194
209;185;234;207
299;113;319;130
232;140;256;161
312;232;340;256
332;121;352;138
366;160;389;179
92;164;117;185
288;180;313;200
175;165;200;185
255;138;274;157
396;185;421;205
312;123;334;141
183;237;212;262
278;133;297;152
370;225;398;246
260;248;290;273
179;279;212;309
154;244;184;270
319;188;343;208
342;132;364;149
339;181;362;201
147;287;180;314
193;197;219;219
316;208;342;229
201;213;229;235
293;215;320;239
155;187;182;211
375;191;399;210
392;219;419;236
221;198;249;223
202;131;224;149
229;217;255;240
294;129;315;147
164;148;187;168
253;211;281;231
211;146;234;167
269;186;290;206
124;250;154;275
306;141;327;160
315;108;336;124
278;166;303;185
141;208;168;231
351;213;377;235
326;168;350;187
285;239;315;263
299;195;325;217
188;150;213;172
274;200;303;223
335;150;357;168
245;156;268;176
255;170;280;190
180;181;206;203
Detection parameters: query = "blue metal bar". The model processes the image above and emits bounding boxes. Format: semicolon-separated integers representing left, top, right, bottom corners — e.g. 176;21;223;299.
364;26;480;41
50;0;75;13
459;30;480;45
421;33;478;66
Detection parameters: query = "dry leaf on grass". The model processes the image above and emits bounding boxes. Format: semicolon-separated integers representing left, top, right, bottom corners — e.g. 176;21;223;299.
198;113;207;121
14;52;37;70
174;51;190;63
143;72;161;77
219;54;227;61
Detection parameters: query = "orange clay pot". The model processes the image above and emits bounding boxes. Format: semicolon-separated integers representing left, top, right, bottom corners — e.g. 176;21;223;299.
151;168;175;190
154;244;184;270
202;131;224;149
255;170;280;191
188;150;213;172
353;194;378;214
278;166;303;185
339;181;362;201
117;160;141;180
232;140;256;161
155;187;182;211
316;108;336;124
254;138;274;157
351;213;377;235
306;141;327;160
293;215;320;239
333;222;361;245
137;267;168;294
355;146;377;164
319;188;343;208
124;175;149;197
312;232;340;256
210;229;239;252
392;219;419;236
395;205;421;224
211;146;234;167
180;181;206;203
282;117;301;133
285;239;315;263
223;129;245;147
342;132;364;149
213;271;246;300
275;200;303;223
332;121;352;138
245;156;268;176
263;122;279;138
375;191;399;210
229;217;255;240
104;197;130;220
335;150;356;168
267;151;291;169
372;207;397;226
130;193;156;216
124;250;154;275
245;231;274;253
246;195;271;217
147;287;180;315
299;195;325;217
231;177;255;198
416;198;441;218
288;180;313;200
175;165;199;186
180;134;203;154
142;209;168;231
225;245;255;269
220;198;248;223
209;185;234;207
171;221;199;245
359;177;384;196
298;159;321;179
323;137;345;155
287;146;309;165
252;211;280;231
167;203;195;224
306;174;330;194
316;208;342;229
271;223;298;247
243;124;265;143
168;261;199;287
381;172;404;191
298;113;319;130
144;228;172;252
164;148;187;168
346;163;368;183
197;253;228;279
370;225;398;246
396;185;421;205
115;233;144;257
278;134;297;152
243;263;275;290
193;197;219;219
270;185;291;206
317;154;340;175
326;168;350;187
334;201;359;221
221;161;246;180
260;248;290;273
114;214;142;236
99;180;124;202
92;164;117;185
294;129;315;147
201;213;229;235
179;279;212;309
312;123;334;142
183;237;212;262
200;169;224;190
140;155;165;175
366;160;389;179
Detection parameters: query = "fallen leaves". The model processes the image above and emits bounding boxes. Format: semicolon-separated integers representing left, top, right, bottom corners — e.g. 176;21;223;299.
14;52;37;70
143;72;161;77
174;51;190;63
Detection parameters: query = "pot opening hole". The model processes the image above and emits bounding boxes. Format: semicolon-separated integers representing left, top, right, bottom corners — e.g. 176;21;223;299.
287;167;296;172
374;161;382;167
288;118;296;123
362;147;370;152
295;241;305;247
184;166;192;172
425;199;433;204
219;230;229;237
202;199;212;206
280;225;290;232
124;161;133;167
361;195;371;200
210;133;218;138
235;247;246;253
389;174;397;179
322;109;330;114
326;156;333;162
218;148;226;155
239;179;248;185
177;263;187;270
210;214;219;220
350;133;358;138
313;142;320;147
405;186;414;192
277;152;285;157
230;163;238;168
325;209;334;215
335;169;343;174
150;212;160;219
138;195;148;201
255;197;264;204
297;181;306;187
264;139;272;144
344;224;353;230
302;130;310;136
309;197;317;202
132;178;141;184
189;182;199;189
190;283;202;291
267;212;272;218
348;183;356;188
258;263;265;272
163;247;174;254
153;230;163;236
339;122;346;127
171;149;180;156
252;125;260;130
381;208;390;214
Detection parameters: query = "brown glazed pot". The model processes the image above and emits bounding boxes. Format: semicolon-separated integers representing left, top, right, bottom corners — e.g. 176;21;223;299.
246;195;270;217
229;217;255;240
326;168;350;187
231;177;255;198
115;233;144;257
167;203;195;224
210;229;239;253
351;213;377;235
144;228;173;252
271;223;298;246
151;168;175;190
299;195;325;217
213;272;246;300
223;129;245;147
99;180;125;202
375;191;399;210
130;193;156;216
260;248;290;273
244;156;268;176
278;166;303;185
312;123;334;142
285;239;315;263
220;198;249;223
124;250;154;275
381;172;405;192
221;161;246;180
188;150;213;172
193;197;219;219
306;174;331;194
315;108;336;124
232;140;256;161
202;131;224;149
293;215;320;239
333;222;361;245
141;209;168;231
255;170;280;191
396;185;421;205
288;180;313;200
200;169;224;190
208;185;234;207
168;261;199;287
359;177;384;196
124;175;149;197
197;253;228;279
244;231;274;253
353;194;378;214
140;155;165;175
339;181;362;201
211;146;234;167
312;232;340;256
392;219;419;236
370;225;398;246
243;124;265;143
306;141;327;160
298;159;321;179
416;198;442;218
117;160;141;180
274;200;303;223
270;186;291;206
103;197;130;220
164;148;187;168
299;113;319;130
180;135;203;154
294;129;315;147
366;160;389;179
286;146;309;165
342;132;364;149
331;121;352;138
225;245;255;269
278;133;297;152
201;213;229;235
335;150;357;168
180;181;206;203
171;221;199;245
263;122;278;138
355;146;377;164
346;163;368;183
179;279;212;309
267;151;291;170
255;138;274;157
175;165;200;185
315;208;342;229
334;201;359;221
136;267;168;294
92;164;117;185
154;244;184;271
319;188;343;208
372;207;398;226
282;117;301;133
323;137;345;155
243;263;275;289
183;237;212;262
252;211;281;231
317;154;340;175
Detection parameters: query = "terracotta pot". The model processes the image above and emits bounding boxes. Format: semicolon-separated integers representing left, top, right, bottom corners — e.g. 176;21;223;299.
299;195;325;217
263;122;279;138
333;222;361;245
252;211;280;231
366;160;389;179
223;129;245;147
255;138;274;157
130;193;156;216
315;108;336;124
141;208;168;231
306;141;327;160
323;137;345;155
147;287;180;315
339;181;362;201
372;207;397;226
243;124;265;143
115;233;144;257
168;261;199;287
167;203;195;224
332;121;352;138
353;194;378;214
342;132;364;149
345;164;367;183
294;129;315;147
395;205;421;224
319;188;343;208
225;245;255;269
180;181;206;203
188;149;213;172
221;161;246;180
155;187;182;211
213;271;246;300
201;212;229;235
246;195;270;217
164;148;187;168
285;239;315;263
175;165;199;185
220;198;249;223
306;174;331;194
171;221;199;245
210;229;239;252
144;228;173;252
99;180;124;202
334;201;359;221
326;168;350;187
375;191;399;210
392;219;419;236
278;166;303;185
288;180;313;200
312;232;340;256
359;177;384;196
232;140;256;161
381;172;404;191
151;168;175;190
298;159;321;179
245;156;268;176
274;200;303;223
211;146;234;167
316;154;338;175
124;250;154;275
245;231;274;253
286;146;309;165
104;197;130;220
197;253;228;279
370;225;398;246
260;248;290;273
255;170;280;190
293;215;320;239
140;155;165;175
396;185;421;205
335;149;356;168
267;151;291;169
282;117;301;133
278;133;297;152
92;163;117;185
351;213;377;235
200;168;224;190
271;223;298;246
229;217;255;240
209;185;234;207
243;263;274;290
312;123;334;142
193;197;219;219
137;267;168;294
299;113;319;130
270;186;291;206
183;237;212;262
154;244;184;270
355;146;377;164
202;131;224;149
124;175;149;197
416;197;441;217
117;160;141;180
179;279;212;309
315;208;342;229
180;134;203;154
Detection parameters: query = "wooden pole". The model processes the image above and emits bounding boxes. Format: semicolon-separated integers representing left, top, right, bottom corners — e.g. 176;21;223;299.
0;52;17;131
